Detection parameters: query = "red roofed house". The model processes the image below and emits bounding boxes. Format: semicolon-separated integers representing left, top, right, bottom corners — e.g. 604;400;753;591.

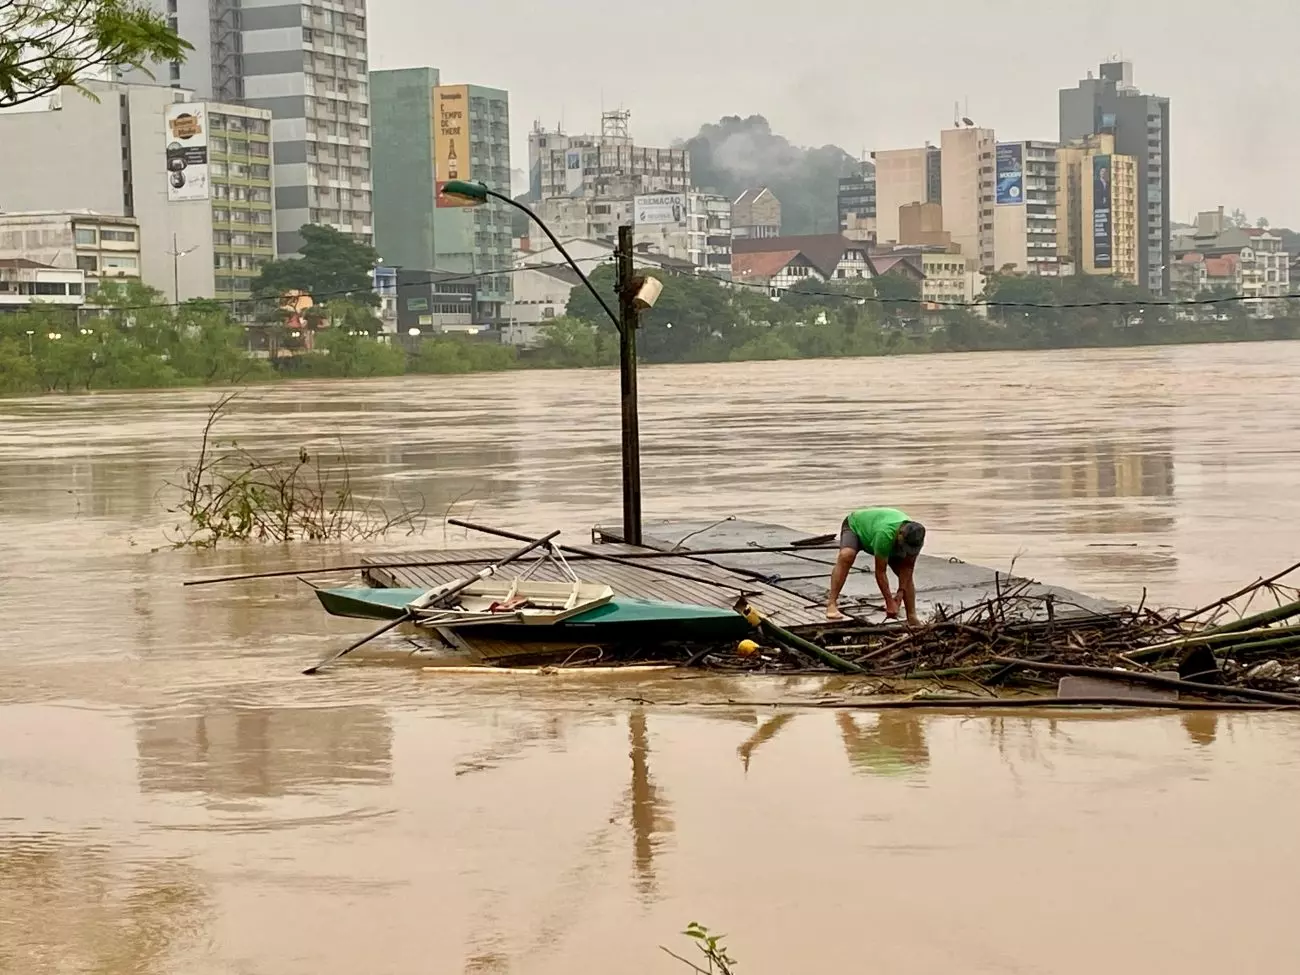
731;249;824;298
731;234;874;299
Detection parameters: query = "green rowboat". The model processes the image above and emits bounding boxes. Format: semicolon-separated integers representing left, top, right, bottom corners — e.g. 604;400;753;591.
315;586;752;642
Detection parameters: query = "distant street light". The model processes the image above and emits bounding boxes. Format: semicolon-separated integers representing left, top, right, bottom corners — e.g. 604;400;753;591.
439;178;658;544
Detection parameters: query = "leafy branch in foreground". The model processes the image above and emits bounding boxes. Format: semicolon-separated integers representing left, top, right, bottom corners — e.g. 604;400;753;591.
162;391;427;547
661;922;737;975
0;0;192;108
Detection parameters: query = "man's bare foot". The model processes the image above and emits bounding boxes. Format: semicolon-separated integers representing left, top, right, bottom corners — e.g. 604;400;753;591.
826;605;847;621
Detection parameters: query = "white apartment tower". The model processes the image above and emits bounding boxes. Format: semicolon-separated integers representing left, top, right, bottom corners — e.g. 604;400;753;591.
132;0;373;255
940;125;996;270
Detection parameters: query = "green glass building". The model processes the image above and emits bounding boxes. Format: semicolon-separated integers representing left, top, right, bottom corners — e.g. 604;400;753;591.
371;67;513;324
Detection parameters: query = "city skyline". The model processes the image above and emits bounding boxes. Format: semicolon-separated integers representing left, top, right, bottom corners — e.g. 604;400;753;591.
366;0;1298;227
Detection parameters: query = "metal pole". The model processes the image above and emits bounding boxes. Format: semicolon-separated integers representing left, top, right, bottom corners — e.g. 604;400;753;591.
615;224;642;545
172;232;179;304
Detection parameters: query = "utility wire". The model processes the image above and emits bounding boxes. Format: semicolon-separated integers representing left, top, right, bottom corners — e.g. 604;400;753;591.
648;262;1300;311
30;252;1297;317
54;260;602;315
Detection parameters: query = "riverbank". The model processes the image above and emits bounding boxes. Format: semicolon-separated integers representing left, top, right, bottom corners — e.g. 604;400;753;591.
3;307;1299;397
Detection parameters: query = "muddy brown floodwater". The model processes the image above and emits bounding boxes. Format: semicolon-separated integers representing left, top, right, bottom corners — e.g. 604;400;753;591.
3;343;1300;974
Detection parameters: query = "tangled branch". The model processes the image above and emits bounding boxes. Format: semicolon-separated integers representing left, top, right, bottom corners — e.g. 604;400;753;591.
163;392;427;547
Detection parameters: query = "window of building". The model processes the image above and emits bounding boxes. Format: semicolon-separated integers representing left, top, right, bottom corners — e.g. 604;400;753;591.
249;141;269;157
246;118;269;135
231;209;249;223
248;187;271;203
168;62;180;82
231;233;251;247
212;184;230;199
210;160;228;176
76;255;97;272
227;139;248;155
209;136;227;153
102;255;138;270
100;228;136;242
226;116;245;131
230;163;249;178
68;282;82;295
250;164;270;180
251;210;273;225
33;281;67;295
75;227;97;245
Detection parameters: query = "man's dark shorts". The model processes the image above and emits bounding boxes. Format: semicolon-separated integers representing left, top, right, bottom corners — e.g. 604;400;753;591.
838;518;861;553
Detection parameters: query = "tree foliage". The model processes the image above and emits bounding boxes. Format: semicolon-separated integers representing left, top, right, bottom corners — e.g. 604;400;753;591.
0;281;271;394
681;115;860;235
0;0;191;108
252;224;380;308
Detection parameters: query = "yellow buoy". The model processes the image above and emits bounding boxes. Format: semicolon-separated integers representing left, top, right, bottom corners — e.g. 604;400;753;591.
736;639;760;657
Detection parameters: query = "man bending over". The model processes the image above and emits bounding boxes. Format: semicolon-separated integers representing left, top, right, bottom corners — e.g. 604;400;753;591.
826;507;926;625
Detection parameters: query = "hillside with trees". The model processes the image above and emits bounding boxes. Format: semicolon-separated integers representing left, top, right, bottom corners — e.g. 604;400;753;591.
680;115;861;235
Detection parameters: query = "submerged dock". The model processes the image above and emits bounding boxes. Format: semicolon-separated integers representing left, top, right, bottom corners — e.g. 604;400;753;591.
362;517;1119;633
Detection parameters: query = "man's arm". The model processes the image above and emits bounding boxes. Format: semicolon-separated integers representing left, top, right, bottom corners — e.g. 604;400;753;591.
874;555;899;617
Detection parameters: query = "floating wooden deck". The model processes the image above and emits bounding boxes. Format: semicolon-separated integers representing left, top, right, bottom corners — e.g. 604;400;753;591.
592;518;1121;624
359;518;1119;637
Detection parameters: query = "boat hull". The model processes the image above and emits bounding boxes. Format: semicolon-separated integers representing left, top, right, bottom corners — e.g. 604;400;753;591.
315;586;751;642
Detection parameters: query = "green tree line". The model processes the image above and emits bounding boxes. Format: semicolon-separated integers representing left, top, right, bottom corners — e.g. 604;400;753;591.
549;265;1300;367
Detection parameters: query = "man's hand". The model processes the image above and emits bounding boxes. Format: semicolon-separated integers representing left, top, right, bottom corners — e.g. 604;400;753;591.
884;596;900;619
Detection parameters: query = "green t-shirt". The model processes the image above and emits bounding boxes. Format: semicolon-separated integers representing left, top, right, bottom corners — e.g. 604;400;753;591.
846;507;908;559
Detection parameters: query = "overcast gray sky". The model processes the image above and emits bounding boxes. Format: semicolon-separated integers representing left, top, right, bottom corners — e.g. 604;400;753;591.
370;0;1299;227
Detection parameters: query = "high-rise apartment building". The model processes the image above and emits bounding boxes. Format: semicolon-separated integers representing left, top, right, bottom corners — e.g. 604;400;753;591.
1057;133;1139;283
991;140;1061;275
371;68;513;322
940;126;996;269
1060;59;1169;294
129;0;374;255
836;165;876;242
527;111;690;201
871;146;941;245
0;82;274;300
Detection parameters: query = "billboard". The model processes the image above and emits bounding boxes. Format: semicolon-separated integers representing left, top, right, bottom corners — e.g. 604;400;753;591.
433;85;474;208
164;102;210;202
994;143;1023;205
634;193;686;226
1092;154;1112;269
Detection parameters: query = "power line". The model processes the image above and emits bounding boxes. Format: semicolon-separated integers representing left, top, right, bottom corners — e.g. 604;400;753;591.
17;251;1296;319
649;262;1299;311
43;260;595;316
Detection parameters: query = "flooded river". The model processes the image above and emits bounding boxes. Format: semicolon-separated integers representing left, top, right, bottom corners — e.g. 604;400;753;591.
3;343;1300;973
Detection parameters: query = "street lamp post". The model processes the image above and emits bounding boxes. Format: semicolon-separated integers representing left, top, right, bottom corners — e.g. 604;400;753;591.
440;179;651;545
165;233;199;304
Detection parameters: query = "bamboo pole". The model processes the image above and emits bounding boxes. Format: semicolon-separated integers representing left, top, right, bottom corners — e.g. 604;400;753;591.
989;656;1300;707
182;543;839;588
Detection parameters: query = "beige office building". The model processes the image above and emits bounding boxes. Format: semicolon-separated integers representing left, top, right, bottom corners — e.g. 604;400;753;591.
1057;133;1139;283
991;140;1061;276
940;126;996;269
872;146;941;245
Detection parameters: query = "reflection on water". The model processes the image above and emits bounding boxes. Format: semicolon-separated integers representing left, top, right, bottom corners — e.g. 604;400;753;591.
6;344;1300;972
836;711;930;776
627;709;671;899
136;704;393;797
0;834;207;975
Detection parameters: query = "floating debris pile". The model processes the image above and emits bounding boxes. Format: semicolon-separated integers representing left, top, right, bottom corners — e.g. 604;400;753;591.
705;566;1300;708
